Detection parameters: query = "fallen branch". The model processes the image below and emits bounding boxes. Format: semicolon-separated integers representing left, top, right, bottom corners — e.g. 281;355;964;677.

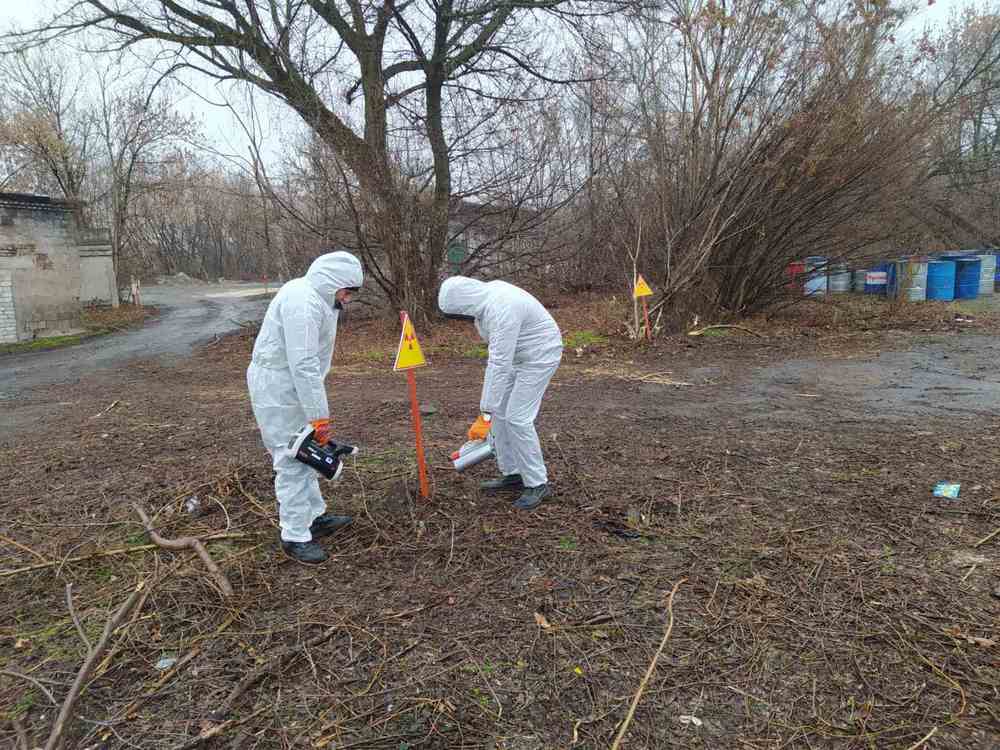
687;324;763;338
119;609;241;722
973;526;1000;548
11;716;29;750
610;578;686;750
208;625;340;722
132;503;234;598
44;581;147;750
65;584;92;652
173;707;267;750
169;628;338;747
0;532;50;564
1;669;59;707
89;400;121;419
0;533;248;578
905;726;938;750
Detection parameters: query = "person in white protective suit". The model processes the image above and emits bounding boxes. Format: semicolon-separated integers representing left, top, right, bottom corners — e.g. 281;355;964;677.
438;277;563;510
247;250;363;564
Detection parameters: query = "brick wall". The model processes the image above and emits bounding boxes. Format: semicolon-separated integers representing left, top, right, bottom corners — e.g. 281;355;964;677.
0;195;82;341
0;270;15;344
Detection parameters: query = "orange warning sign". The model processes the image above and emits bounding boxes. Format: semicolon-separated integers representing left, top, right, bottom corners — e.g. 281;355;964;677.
633;274;654;299
393;313;427;371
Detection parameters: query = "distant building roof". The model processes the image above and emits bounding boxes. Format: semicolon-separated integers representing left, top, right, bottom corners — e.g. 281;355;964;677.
0;192;78;212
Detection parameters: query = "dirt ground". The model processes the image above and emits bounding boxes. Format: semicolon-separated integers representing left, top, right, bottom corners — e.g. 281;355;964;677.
1;294;999;749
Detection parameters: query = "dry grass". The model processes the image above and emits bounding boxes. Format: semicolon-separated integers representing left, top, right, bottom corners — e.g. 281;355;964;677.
81;303;156;333
1;296;998;749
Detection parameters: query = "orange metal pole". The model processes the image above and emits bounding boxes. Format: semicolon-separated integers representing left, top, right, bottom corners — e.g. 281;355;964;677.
407;368;430;498
642;298;651;341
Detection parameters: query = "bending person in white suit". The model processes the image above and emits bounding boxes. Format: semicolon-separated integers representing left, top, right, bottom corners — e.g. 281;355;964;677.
247;250;363;564
438;276;563;510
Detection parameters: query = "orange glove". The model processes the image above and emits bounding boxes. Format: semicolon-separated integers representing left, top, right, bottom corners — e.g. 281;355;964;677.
310;418;332;446
467;414;492;441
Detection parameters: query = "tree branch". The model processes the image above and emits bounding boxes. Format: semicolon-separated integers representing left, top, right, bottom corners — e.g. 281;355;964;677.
43;581;148;750
132;503;234;598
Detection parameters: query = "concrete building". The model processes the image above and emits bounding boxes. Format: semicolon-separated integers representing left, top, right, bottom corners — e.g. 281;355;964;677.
0;193;118;345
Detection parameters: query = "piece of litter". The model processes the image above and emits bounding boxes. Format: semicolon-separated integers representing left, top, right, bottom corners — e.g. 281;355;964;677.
534;612;552;630
184;495;202;514
932;482;960;499
155;656;177;670
574;666;584;676
965;636;997;648
678;715;703;727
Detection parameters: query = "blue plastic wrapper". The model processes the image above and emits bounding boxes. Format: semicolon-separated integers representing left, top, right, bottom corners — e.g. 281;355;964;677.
932;482;961;499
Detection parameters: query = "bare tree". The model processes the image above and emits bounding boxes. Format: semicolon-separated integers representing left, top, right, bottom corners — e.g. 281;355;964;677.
917;8;1000;247
23;0;627;318
565;0;1000;321
94;64;200;274
0;47;95;202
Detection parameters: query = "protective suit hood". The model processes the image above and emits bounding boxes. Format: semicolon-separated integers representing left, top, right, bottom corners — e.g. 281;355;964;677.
306;251;364;307
438;276;490;318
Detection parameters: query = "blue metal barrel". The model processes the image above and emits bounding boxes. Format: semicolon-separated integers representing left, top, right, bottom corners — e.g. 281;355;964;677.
955;257;981;299
926;260;956;301
864;263;889;294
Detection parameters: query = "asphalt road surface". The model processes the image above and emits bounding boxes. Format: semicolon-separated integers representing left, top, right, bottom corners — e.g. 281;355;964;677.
0;281;271;403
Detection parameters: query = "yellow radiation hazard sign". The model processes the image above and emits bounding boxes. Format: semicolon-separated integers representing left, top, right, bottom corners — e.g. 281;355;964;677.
633;274;654;299
394;313;427;371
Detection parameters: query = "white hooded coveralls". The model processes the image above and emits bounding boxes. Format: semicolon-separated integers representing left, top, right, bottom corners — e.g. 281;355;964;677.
246;252;363;542
438;277;563;488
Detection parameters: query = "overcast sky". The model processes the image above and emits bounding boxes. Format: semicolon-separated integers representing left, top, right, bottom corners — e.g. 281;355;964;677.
0;0;977;170
0;0;294;168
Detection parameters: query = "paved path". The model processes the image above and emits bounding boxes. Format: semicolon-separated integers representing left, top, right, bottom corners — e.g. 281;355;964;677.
0;282;271;402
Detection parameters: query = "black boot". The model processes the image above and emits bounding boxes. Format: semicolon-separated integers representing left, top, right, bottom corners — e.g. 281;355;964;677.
480;473;524;492
281;540;329;565
310;514;353;539
514;484;551;510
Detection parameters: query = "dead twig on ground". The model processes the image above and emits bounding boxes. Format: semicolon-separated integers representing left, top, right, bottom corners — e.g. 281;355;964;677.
581;364;693;387
0;532;50;564
117;609;241;724
905;726;938;750
132;503;234;597
610;578;686;750
209;625;341;722
44;580;148;750
173;707;268;750
65;584;92;652
89;400;121;419
973;526;1000;548
1;669;59;707
0;533;249;578
688;324;763;338
10;715;29;750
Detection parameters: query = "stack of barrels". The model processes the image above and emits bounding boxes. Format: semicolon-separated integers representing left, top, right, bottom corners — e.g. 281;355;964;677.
786;249;999;300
